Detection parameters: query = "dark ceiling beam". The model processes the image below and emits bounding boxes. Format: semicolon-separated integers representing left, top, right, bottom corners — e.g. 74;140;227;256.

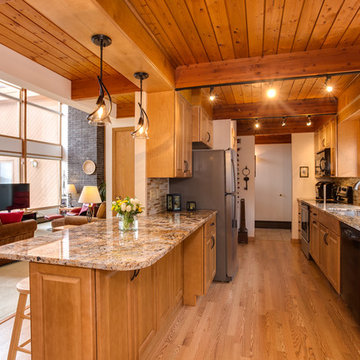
213;98;337;120
175;46;360;89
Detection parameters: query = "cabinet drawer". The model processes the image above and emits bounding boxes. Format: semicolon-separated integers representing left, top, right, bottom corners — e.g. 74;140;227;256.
319;212;340;235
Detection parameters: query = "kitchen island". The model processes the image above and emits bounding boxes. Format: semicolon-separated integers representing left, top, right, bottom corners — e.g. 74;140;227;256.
0;210;217;360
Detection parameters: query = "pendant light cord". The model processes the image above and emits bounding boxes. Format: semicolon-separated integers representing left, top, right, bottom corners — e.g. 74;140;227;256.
100;38;103;82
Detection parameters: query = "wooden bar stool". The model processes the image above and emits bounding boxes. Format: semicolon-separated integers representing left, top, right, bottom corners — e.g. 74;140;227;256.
7;277;31;360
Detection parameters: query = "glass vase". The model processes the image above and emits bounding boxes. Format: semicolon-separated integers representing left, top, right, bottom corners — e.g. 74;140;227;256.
118;213;138;231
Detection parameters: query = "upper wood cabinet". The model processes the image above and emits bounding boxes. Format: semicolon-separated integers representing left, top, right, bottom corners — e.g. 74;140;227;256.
314;117;337;176
192;105;213;148
337;117;360;177
147;91;192;178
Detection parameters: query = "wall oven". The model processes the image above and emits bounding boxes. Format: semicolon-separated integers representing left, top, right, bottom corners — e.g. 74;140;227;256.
315;148;331;177
300;203;310;259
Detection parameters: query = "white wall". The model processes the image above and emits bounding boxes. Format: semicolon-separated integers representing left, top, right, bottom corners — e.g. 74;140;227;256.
255;144;292;221
291;133;316;239
237;136;255;237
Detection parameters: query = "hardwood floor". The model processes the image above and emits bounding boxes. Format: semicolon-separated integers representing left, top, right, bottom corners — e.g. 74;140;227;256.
149;229;360;360
0;229;359;359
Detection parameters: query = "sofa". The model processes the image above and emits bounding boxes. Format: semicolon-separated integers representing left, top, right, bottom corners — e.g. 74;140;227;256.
51;202;106;231
0;219;37;266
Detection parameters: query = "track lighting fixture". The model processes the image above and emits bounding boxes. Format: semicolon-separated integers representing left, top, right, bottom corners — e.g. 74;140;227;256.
306;115;312;126
209;86;216;102
87;34;112;126
131;72;150;139
254;118;260;129
325;75;333;93
281;117;286;127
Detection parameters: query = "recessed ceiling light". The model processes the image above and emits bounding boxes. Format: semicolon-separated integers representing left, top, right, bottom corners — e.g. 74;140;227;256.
266;87;277;98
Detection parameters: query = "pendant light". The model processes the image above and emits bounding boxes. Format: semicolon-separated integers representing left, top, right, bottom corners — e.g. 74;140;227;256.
131;72;150;139
87;34;112;126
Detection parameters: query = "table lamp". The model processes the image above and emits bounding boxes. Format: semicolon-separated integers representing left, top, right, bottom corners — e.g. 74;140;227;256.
78;186;101;222
67;184;77;207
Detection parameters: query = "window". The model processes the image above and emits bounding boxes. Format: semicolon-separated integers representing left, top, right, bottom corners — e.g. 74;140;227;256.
27;91;61;144
0;156;20;183
0;80;64;209
0;81;20;138
26;158;60;208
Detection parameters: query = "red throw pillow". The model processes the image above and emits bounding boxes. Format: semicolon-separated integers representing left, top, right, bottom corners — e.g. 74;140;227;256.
0;211;24;224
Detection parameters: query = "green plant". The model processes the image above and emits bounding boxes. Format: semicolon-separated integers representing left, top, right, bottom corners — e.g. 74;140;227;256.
98;182;106;202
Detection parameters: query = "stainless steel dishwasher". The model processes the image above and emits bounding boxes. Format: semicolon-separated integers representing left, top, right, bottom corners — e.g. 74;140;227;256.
340;222;360;324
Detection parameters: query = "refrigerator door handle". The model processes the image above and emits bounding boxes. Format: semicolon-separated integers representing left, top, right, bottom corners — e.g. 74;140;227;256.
231;157;236;193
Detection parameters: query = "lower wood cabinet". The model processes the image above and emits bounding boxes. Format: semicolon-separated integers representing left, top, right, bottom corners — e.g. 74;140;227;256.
308;205;340;294
30;217;216;360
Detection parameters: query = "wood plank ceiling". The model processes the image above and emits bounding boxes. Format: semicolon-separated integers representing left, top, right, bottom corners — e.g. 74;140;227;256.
0;0;137;104
127;0;360;104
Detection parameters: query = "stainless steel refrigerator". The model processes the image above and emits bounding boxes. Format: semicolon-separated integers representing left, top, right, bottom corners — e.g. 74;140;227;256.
169;149;238;282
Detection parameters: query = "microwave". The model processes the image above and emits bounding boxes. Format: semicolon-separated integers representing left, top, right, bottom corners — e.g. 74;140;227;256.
315;148;331;177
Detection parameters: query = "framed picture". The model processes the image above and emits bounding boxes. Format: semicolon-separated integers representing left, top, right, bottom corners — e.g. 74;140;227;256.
299;166;309;178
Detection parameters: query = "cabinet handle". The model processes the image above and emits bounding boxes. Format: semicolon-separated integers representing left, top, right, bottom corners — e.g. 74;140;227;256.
207;131;211;143
184;160;189;173
313;221;317;224
211;235;215;249
130;269;140;281
323;233;328;246
210;222;215;226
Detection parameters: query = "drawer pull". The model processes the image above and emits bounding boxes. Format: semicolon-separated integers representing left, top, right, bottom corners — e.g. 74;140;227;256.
211;235;215;249
130;269;140;281
323;233;328;246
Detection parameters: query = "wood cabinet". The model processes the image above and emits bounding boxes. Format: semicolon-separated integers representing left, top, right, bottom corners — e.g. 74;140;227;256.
29;217;216;360
310;215;320;264
337;117;360;177
307;205;340;293
314;117;337;176
192;105;213;148
204;215;216;293
30;263;96;360
147;90;192;178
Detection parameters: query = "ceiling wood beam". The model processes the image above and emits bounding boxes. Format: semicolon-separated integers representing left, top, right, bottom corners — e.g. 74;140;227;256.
237;115;332;136
71;76;138;100
213;98;337;120
255;135;291;144
26;0;175;92
176;46;360;89
116;102;135;118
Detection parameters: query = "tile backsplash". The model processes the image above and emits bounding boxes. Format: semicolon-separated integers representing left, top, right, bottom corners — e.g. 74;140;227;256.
146;178;169;215
321;177;360;205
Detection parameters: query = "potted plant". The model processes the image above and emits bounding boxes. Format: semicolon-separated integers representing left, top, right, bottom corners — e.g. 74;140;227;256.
112;197;143;231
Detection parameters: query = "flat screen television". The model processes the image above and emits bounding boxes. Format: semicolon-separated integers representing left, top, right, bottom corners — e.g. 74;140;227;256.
0;184;30;211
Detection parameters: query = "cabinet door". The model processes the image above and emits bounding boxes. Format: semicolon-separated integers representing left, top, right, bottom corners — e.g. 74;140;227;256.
131;266;156;359
173;243;184;306
30;263;96;360
326;230;340;293
175;93;192;177
156;252;173;330
314;131;320;153
319;224;328;274
310;217;320;264
183;96;193;177
207;117;213;148
200;107;209;144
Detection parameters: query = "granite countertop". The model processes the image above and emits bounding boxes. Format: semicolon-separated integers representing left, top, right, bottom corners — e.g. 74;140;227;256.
0;210;216;271
299;199;360;231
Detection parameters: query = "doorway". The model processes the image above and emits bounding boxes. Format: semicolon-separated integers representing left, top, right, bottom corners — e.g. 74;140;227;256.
255;141;292;232
112;127;135;200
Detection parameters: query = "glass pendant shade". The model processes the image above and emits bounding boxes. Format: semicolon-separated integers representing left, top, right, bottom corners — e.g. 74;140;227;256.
131;72;150;139
87;34;112;126
131;106;149;139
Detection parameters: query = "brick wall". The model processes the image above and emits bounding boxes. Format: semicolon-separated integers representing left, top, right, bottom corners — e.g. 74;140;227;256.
68;106;105;200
